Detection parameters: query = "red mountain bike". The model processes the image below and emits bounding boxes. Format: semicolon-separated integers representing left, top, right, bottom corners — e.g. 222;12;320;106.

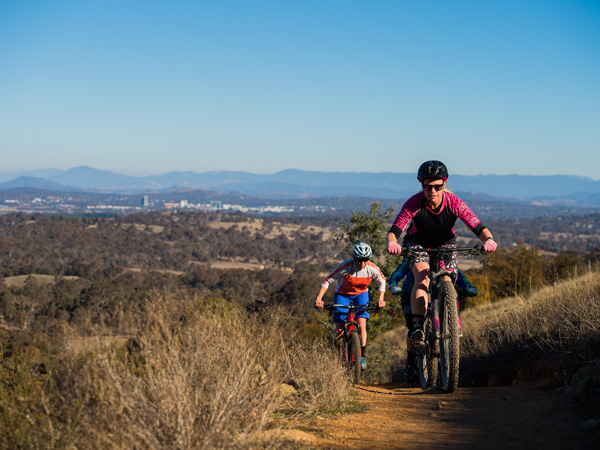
404;245;484;393
324;303;377;384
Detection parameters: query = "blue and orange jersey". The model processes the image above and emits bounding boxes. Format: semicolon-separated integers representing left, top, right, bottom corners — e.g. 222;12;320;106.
321;259;386;296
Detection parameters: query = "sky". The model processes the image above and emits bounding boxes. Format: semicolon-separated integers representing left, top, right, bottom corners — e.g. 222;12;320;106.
1;0;599;179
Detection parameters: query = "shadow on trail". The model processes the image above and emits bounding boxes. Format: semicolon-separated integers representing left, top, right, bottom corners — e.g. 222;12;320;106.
324;383;600;450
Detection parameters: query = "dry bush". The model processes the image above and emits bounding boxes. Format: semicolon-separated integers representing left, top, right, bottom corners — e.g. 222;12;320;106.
362;325;407;384
283;340;350;415
1;296;352;449
461;272;600;358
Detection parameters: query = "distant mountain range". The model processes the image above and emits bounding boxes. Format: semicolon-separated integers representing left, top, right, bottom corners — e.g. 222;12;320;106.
1;166;600;206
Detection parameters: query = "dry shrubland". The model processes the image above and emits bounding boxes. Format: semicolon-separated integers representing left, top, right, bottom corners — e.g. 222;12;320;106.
462;271;600;357
0;296;351;450
458;271;600;409
3;273;600;449
363;272;600;390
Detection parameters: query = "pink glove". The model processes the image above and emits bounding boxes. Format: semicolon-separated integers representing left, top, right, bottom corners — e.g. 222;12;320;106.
483;239;497;252
388;241;402;254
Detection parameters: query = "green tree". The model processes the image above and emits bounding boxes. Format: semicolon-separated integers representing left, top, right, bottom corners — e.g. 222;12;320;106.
333;201;401;275
333;201;405;335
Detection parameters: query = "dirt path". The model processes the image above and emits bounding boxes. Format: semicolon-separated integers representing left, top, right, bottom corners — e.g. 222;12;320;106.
301;384;599;450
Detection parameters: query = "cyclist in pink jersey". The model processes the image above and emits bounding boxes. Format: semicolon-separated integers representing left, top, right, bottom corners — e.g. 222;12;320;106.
386;160;497;347
315;242;386;369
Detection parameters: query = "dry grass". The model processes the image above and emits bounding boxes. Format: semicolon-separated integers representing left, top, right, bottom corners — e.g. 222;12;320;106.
0;296;351;450
206;219;331;241
364;272;600;386
462;272;600;358
3;274;80;288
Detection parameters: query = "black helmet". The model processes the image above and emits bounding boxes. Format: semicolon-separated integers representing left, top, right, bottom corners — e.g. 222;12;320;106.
417;160;448;180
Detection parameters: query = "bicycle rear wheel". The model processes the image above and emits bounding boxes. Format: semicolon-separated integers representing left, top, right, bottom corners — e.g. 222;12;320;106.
438;280;460;392
417;315;438;388
349;332;361;384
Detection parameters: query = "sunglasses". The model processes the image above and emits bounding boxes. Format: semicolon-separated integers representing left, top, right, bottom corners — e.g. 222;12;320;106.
422;183;444;192
355;257;369;263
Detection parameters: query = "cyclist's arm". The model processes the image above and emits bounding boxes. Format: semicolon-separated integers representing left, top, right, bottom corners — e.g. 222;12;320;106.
456;270;478;296
378;290;386;308
456;270;469;290
315;285;328;308
402;273;415;291
478;227;494;242
388;262;408;293
372;265;387;308
390;193;421;234
446;193;488;237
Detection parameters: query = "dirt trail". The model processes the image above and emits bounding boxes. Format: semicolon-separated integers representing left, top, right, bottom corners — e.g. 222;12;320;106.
302;384;599;450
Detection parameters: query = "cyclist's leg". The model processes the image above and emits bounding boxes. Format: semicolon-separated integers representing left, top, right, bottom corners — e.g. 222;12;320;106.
334;322;344;339
401;290;414;349
440;245;460;332
358;316;368;369
357;317;367;347
351;291;370;344
332;293;350;322
332;293;350;339
440;243;458;282
409;261;429;347
403;240;430;319
400;290;416;378
411;261;430;318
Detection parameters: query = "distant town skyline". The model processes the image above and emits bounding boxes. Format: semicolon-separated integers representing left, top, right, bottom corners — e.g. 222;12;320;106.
1;1;599;179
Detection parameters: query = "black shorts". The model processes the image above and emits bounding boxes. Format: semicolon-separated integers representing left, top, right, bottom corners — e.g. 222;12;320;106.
402;237;458;274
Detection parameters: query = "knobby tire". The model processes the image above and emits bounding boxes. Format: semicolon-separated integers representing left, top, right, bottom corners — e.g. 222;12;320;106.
350;332;362;385
439;280;460;392
417;314;438;388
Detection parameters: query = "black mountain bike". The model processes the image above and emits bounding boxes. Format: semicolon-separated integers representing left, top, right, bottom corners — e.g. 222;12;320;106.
324;303;378;384
404;245;484;393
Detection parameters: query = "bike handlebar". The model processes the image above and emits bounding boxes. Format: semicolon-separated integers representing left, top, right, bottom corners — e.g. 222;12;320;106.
322;303;380;312
401;245;485;257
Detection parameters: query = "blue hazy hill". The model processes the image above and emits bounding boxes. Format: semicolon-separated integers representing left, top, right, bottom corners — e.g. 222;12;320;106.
1;167;600;205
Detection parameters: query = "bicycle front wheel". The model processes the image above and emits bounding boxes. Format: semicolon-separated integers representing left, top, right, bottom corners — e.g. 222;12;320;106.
349;332;362;385
417;315;438;389
438;280;460;392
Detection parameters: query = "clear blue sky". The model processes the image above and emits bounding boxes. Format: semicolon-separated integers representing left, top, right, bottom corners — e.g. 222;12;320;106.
1;0;599;178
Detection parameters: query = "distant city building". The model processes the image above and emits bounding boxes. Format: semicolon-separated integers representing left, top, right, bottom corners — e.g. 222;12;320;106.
210;200;222;209
180;200;189;208
141;195;149;207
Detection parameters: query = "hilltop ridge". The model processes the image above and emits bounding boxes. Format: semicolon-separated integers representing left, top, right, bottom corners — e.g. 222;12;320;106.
2;167;600;206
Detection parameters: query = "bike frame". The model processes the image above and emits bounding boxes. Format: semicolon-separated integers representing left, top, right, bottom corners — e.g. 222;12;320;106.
342;307;359;361
324;303;377;384
418;246;482;333
332;303;367;361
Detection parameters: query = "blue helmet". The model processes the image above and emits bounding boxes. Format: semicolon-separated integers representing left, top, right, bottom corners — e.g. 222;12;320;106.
353;242;372;259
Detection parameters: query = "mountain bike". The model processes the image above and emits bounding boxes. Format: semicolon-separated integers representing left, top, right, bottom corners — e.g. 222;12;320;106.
404;245;484;392
324;303;378;384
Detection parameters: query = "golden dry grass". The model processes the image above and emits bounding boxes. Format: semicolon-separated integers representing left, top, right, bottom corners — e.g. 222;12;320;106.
461;272;600;358
3;274;80;288
206;219;331;241
1;297;350;449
